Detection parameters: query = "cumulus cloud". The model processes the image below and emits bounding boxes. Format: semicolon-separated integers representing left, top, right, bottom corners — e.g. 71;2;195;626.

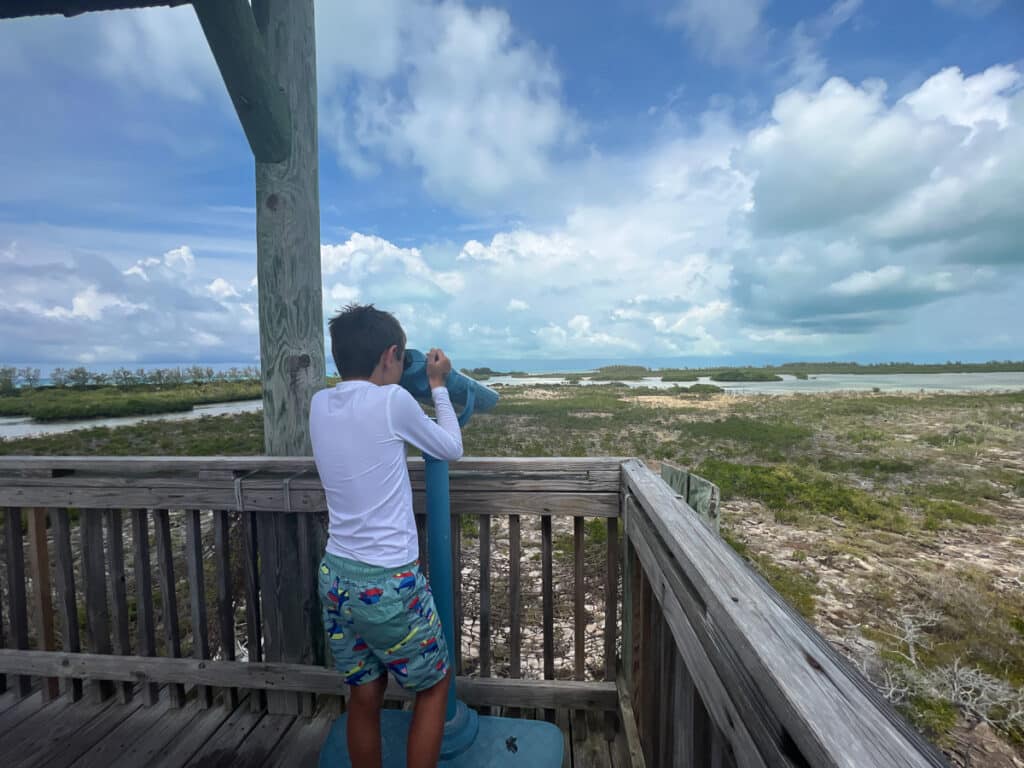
317;1;576;208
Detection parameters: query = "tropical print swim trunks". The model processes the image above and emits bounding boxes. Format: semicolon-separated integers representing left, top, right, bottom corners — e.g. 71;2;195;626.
318;552;449;692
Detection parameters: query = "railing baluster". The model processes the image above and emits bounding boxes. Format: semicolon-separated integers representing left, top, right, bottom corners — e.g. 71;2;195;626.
27;508;59;700
241;509;264;712
105;508;133;703
214;509;239;710
185;508;212;708
604;515;619;737
0;556;5;694
155;508;186;707
295;510;317;717
478;514;491;716
574;516;585;682
451;512;463;676
132;508;160;705
52;507;82;701
541;513;555;722
4;507;31;696
81;509;113;702
508;513;521;718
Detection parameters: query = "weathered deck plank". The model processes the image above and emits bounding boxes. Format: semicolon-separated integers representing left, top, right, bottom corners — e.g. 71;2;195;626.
0;692;620;767
0;690;46;739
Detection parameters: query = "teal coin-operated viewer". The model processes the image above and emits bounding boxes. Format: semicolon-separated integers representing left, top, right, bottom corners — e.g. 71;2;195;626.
320;350;564;767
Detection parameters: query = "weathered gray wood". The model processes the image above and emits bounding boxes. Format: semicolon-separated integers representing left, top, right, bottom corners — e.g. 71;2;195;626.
213;510;239;710
151;694;245;768
0;551;5;694
623;459;945;768
627;494;766;768
71;685;173;768
0;454;624;476
103;508;133;703
0;2;191;21
416;512;428;576
604;515;619;737
80;510;113;702
154;509;186;707
115;694;205;767
5;508;31;696
229;709;294;768
294;509;317;717
0;690;46;740
27;508;60;700
673;658;695;768
263;705;333;768
8;692;121;768
0;650;618;709
507;512;522;718
616;674;647;768
479;514;491;680
451;512;463;675
240;509;264;713
0;693;74;766
0;482;621;520
131;509;160;706
184;508;213;708
182;692;263;767
541;513;555;722
192;0;291;162
251;0;324;716
659;611;675;768
574;515;585;682
51;507;82;701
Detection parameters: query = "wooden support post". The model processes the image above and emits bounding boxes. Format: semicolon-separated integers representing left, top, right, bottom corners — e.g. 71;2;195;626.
541;514;555;723
192;0;291;162
252;0;325;716
214;510;239;710
155;509;186;707
27;508;60;700
508;513;521;718
185;509;213;708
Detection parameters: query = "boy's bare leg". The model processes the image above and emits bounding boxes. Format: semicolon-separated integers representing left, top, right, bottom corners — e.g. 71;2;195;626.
347;675;388;768
407;671;451;768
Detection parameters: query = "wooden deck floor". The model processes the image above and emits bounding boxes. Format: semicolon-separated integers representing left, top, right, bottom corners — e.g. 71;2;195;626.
0;688;626;767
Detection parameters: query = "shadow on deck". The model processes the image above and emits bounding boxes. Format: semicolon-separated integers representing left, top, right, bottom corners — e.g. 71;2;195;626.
0;686;624;768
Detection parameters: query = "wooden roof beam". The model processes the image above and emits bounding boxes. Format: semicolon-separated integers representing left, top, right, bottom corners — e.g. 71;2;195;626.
192;0;291;163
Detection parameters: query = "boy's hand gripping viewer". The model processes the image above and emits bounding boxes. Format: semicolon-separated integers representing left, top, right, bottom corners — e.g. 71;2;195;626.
399;349;499;426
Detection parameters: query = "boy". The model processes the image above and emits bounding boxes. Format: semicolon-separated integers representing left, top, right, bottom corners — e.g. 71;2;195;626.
311;304;462;768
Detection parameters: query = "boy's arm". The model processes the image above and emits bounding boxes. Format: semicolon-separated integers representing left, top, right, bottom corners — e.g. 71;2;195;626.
389;386;463;461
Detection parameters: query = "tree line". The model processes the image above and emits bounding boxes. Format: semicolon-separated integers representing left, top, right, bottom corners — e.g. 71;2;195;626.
0;365;261;394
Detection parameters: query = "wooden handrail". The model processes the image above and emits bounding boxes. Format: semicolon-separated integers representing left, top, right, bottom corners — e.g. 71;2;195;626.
620;458;946;768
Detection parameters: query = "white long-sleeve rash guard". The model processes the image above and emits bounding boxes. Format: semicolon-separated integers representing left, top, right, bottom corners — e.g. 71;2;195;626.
310;381;463;567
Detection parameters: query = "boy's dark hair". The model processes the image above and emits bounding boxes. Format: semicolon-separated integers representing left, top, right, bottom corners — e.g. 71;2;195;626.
328;304;407;379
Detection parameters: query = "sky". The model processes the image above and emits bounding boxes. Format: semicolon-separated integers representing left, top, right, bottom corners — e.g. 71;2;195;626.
0;0;1022;370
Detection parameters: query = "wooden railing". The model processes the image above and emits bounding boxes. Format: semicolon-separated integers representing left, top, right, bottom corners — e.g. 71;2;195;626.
618;459;947;768
0;456;619;716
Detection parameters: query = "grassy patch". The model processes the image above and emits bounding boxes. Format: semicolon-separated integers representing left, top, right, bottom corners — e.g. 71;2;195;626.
901;696;959;742
679;417;811;455
0;381;261;421
697;459;905;530
920;500;997;530
817;454;919;476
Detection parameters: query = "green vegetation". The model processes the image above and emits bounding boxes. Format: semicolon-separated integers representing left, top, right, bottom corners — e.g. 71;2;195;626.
919;500;996;529
697;458;906;530
0;381;261;421
710;369;784;382
658;369;699;382
588;365;649;381
773;360;1024;375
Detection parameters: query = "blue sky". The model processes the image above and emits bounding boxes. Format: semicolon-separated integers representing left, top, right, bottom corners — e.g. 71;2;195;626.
0;0;1022;370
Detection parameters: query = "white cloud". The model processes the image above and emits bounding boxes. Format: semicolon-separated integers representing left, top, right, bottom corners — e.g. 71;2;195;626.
902;65;1021;131
207;277;239;299
665;0;767;63
828;265;906;296
43;285;146;321
163;246;197;274
328;283;361;304
317;1;575;208
506;299;529;311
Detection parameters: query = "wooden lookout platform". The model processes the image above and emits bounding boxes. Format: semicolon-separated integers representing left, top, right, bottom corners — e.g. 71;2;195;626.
0;455;947;767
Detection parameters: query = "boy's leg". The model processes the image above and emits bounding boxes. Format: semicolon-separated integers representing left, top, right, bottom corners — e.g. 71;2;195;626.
407;670;450;768
347;674;388;768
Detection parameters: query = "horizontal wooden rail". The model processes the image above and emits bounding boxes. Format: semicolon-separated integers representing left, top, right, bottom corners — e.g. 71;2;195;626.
0;650;618;711
621;459;945;768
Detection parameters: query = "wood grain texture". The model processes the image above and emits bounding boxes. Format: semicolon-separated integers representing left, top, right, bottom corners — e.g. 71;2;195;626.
185;509;212;708
213;510;239;710
104;509;133;703
154;509;185;707
51;507;82;701
4;508;31;696
131;509;160;706
80;510;113;702
623;459;944;768
27;509;60;700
